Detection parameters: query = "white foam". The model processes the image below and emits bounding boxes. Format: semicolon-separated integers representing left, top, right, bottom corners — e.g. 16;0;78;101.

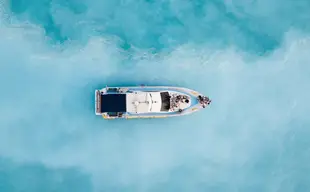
1;8;310;190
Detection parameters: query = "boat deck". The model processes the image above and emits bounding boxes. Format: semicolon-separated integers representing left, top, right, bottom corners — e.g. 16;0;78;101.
95;85;209;119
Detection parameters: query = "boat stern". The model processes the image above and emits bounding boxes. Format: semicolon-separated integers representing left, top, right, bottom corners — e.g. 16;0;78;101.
95;90;102;115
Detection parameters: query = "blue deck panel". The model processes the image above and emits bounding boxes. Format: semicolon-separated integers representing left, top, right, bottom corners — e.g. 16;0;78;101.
101;94;127;112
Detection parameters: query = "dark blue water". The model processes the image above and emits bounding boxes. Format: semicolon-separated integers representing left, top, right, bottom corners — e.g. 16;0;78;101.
1;0;310;191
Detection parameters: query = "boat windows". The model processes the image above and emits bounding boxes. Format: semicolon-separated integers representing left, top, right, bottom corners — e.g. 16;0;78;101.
160;92;171;111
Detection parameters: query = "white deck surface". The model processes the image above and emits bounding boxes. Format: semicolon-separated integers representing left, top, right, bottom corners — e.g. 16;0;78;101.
126;91;162;113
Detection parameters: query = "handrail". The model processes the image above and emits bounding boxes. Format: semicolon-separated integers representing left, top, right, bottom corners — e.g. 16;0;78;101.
96;90;101;113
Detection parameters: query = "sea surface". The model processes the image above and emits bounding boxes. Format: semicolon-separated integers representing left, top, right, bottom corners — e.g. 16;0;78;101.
1;0;310;191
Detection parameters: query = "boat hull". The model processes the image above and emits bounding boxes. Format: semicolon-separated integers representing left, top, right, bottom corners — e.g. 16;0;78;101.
95;85;209;119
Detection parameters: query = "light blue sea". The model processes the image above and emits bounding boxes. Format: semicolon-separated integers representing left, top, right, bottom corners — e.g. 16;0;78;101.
1;0;310;191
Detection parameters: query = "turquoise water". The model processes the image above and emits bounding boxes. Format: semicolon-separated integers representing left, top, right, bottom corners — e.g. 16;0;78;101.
1;0;310;191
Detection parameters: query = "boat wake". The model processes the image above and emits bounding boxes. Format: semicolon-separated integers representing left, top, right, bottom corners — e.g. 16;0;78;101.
1;1;310;191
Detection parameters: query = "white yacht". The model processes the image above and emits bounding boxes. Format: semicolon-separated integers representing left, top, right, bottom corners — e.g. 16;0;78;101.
95;85;211;119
